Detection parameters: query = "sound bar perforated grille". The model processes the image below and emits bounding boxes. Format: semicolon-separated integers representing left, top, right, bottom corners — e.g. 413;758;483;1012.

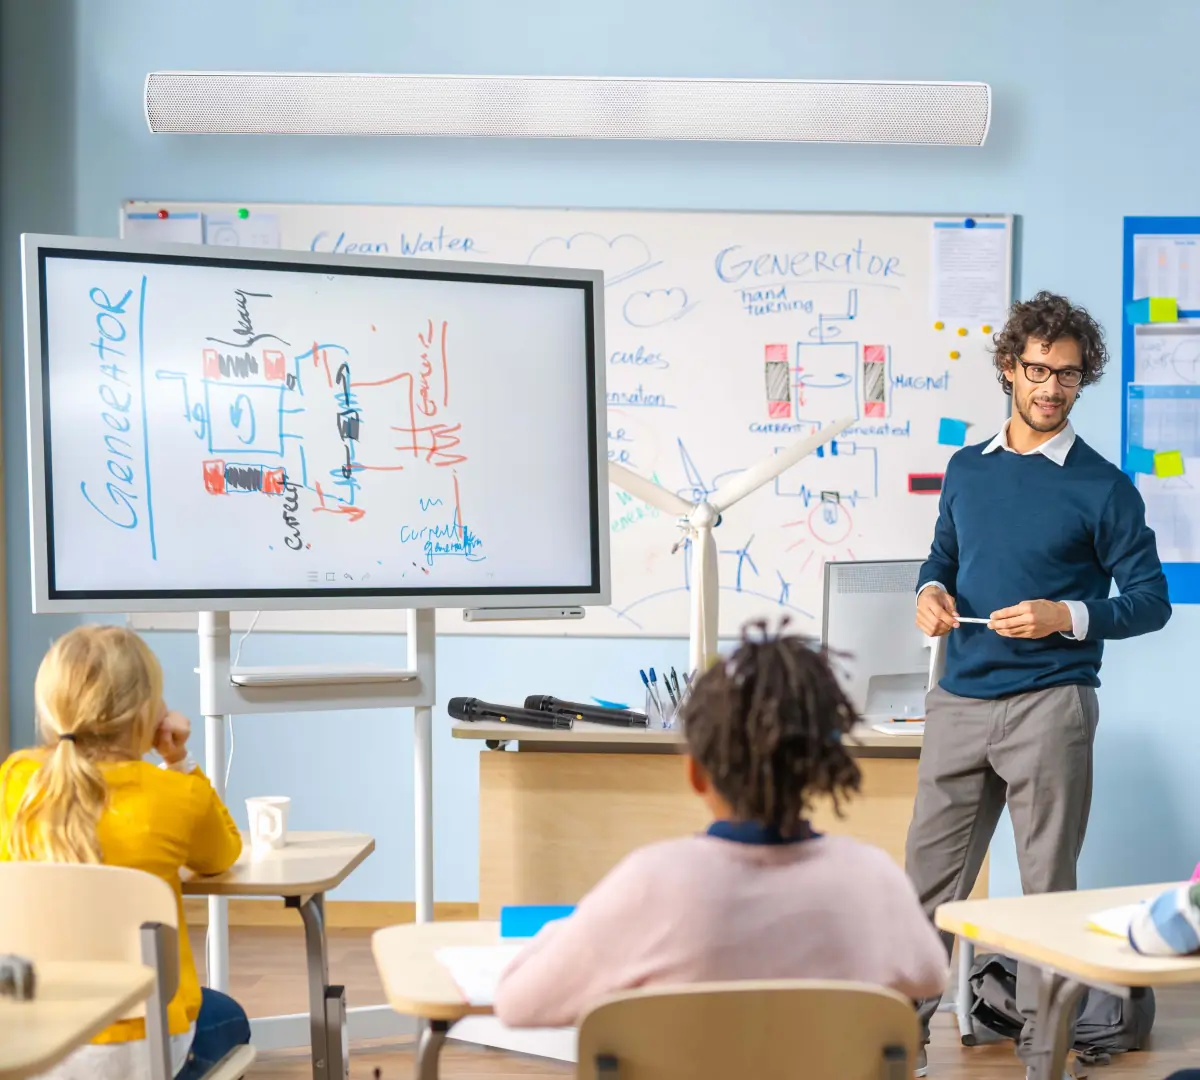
834;561;920;595
144;73;991;145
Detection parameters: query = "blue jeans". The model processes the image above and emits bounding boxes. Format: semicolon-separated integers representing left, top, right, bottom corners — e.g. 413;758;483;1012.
175;988;251;1079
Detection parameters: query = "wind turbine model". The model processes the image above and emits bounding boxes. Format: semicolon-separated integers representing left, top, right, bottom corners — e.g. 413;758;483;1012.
609;416;858;676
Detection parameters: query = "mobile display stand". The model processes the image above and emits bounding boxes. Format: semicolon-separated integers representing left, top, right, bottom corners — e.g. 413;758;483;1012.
199;608;434;1051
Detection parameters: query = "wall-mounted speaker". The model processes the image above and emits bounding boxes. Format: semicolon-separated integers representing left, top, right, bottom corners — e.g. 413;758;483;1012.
144;72;991;146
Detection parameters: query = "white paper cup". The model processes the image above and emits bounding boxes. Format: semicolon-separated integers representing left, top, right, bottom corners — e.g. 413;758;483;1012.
246;796;290;856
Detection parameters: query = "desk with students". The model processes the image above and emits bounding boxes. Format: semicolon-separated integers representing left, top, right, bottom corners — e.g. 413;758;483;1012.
449;720;971;917
182;830;375;1080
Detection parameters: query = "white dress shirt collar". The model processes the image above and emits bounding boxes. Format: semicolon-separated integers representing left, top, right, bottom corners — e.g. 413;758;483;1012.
981;419;1076;466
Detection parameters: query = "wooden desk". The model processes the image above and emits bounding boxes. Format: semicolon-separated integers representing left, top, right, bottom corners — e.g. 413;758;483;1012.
184;831;374;1080
451;721;972;918
0;961;154;1080
937;882;1200;1080
181;831;374;898
372;921;498;1080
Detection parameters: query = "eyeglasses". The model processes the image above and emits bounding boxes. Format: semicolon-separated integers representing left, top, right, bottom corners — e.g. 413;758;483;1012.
1016;358;1084;388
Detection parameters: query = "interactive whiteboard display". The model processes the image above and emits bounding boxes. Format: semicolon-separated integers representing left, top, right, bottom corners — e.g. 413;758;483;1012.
23;236;606;612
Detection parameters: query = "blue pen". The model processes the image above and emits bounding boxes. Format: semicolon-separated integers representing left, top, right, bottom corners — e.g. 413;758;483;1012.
641;668;666;717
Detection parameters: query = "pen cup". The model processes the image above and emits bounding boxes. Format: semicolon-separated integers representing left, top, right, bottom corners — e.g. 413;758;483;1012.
646;686;678;730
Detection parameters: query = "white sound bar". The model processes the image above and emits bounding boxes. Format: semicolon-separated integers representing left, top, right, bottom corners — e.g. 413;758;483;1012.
144;72;991;145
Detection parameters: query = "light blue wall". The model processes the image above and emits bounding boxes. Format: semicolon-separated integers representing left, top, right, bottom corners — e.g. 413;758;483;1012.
3;0;1198;901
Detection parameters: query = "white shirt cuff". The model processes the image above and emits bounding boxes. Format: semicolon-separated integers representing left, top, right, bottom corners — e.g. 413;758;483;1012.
917;581;947;601
1059;600;1089;641
159;754;200;774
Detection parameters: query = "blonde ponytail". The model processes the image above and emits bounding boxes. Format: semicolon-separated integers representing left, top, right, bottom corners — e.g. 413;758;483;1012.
2;626;164;863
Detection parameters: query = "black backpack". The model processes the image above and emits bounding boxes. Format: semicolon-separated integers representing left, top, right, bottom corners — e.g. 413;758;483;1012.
967;952;1155;1065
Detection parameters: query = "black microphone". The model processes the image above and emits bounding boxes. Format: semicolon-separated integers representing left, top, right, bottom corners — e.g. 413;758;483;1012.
524;695;649;727
448;697;573;730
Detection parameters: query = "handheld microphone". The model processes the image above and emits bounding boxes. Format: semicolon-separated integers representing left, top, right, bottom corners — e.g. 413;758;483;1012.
448;697;572;730
524;695;649;727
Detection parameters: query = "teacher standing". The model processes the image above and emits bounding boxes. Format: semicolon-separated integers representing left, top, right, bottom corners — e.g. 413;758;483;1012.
906;292;1171;1068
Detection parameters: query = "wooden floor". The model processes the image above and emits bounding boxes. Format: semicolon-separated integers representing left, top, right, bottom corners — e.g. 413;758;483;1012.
205;926;1200;1078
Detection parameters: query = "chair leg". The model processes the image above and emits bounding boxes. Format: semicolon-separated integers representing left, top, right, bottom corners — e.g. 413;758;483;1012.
140;921;178;1080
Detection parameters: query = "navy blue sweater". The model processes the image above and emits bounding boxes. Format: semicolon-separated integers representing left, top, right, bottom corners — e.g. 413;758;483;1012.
918;435;1171;700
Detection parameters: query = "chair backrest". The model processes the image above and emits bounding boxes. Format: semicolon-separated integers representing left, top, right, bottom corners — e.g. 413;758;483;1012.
0;863;180;1014
576;980;919;1080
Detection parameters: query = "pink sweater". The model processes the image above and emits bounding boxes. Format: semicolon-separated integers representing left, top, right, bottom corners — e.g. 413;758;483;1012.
494;832;948;1028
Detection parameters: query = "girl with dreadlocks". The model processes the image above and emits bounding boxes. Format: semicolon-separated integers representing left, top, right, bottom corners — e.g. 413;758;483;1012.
494;621;947;1028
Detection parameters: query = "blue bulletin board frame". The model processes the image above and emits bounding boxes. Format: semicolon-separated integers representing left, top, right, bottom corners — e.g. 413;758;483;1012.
1122;216;1200;603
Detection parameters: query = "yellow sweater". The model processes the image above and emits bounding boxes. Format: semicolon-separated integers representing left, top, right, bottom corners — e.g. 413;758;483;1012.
0;754;241;1042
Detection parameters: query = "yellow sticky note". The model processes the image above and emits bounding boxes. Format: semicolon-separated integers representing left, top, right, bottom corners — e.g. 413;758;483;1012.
1154;450;1185;478
1149;297;1179;323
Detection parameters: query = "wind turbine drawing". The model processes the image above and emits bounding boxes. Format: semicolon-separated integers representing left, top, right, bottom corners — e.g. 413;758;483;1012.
608;416;857;676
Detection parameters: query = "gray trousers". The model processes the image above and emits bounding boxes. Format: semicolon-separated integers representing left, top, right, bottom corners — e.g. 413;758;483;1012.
905;682;1099;1055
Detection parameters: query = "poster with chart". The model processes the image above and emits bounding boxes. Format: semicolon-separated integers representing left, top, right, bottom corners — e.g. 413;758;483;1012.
121;202;1014;635
1124;217;1200;601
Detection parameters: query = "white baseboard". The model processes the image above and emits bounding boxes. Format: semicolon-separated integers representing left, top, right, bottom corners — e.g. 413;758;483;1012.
250;1005;416;1051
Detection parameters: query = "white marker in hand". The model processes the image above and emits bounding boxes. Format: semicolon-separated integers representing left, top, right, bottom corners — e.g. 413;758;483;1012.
954;617;991;625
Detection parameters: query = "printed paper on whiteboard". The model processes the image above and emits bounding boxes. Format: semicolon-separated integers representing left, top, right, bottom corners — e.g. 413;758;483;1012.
122;211;203;245
1134;322;1200;386
931;220;1009;324
1138;471;1200;563
1133;234;1200;311
205;213;281;250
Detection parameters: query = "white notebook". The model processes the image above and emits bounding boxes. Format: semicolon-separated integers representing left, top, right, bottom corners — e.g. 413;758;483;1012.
1086;902;1145;939
871;721;925;736
437;945;524;1006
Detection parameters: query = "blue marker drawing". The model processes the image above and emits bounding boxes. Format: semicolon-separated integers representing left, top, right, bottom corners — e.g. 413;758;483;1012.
809;288;859;343
675;438;744;505
719;535;758;592
136;275;157;560
527;232;661;287
230;393;256;444
623;288;698;328
774;439;878;504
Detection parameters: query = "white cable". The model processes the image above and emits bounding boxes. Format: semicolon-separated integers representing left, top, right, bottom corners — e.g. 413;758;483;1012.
234;610;261;667
224;714;235;792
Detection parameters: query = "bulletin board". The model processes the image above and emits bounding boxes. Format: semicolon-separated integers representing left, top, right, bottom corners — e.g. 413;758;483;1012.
1122;216;1200;603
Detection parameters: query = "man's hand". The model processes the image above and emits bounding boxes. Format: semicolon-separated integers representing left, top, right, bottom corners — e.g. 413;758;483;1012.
989;600;1073;639
154;709;192;765
916;586;958;637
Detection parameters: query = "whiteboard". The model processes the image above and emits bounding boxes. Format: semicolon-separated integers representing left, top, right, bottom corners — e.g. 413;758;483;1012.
23;235;607;612
121;202;1013;637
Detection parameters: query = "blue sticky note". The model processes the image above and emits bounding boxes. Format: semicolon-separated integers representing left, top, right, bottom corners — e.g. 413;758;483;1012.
500;905;576;939
1126;298;1151;325
1125;445;1157;475
938;417;969;447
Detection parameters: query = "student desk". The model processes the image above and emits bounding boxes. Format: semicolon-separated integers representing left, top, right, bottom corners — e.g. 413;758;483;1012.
372;920;499;1080
0;961;155;1080
182;830;374;1080
450;720;982;915
937;882;1200;1080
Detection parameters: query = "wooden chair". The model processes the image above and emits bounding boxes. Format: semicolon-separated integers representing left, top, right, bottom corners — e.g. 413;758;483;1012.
576;979;918;1080
0;863;254;1080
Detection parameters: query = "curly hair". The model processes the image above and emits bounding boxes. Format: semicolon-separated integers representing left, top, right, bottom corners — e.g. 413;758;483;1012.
991;291;1109;396
678;620;861;836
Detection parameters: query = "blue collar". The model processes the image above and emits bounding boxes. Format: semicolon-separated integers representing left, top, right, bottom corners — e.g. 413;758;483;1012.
706;820;817;845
